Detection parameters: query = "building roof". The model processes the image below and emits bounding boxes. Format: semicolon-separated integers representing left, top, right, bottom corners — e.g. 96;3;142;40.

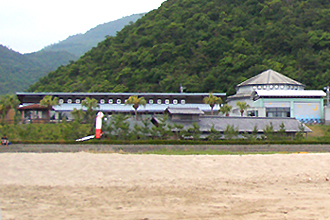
226;93;252;101
16;92;226;98
18;104;51;110
167;116;312;133
253;90;326;99
110;116;311;136
48;103;220;113
165;107;204;115
237;69;305;87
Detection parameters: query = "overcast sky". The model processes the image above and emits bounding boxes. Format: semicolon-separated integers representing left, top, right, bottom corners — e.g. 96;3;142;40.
0;0;166;54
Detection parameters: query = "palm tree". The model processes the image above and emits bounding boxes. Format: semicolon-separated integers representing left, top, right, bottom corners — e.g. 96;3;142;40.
6;94;20;124
219;104;232;116
81;97;99;123
0;96;9;125
125;95;146;120
236;101;250;116
0;94;20;124
40;95;60;120
203;93;222;115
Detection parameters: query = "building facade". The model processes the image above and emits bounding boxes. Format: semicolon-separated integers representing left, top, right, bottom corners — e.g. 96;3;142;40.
17;92;226;121
227;69;326;123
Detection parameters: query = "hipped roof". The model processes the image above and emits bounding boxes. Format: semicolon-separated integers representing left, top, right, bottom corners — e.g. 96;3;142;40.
238;69;305;87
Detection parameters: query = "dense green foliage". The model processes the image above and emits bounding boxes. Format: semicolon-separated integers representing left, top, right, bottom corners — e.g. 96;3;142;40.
43;14;144;57
0;45;76;94
29;0;330;95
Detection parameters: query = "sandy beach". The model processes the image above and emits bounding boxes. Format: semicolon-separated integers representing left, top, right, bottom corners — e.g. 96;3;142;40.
1;152;330;219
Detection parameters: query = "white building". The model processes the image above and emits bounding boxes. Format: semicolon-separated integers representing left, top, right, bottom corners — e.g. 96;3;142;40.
227;69;326;123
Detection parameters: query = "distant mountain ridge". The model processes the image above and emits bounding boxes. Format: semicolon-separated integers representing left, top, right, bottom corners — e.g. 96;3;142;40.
42;14;144;57
0;14;144;95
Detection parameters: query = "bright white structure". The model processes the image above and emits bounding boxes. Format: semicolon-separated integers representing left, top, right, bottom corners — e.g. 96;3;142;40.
227;69;326;123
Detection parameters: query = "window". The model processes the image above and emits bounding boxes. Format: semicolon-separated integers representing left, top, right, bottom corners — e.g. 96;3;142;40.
59;99;64;104
108;99;113;104
149;99;153;104
157;99;162;104
247;110;258;117
75;99;80;104
173;99;178;104
67;99;72;104
181;99;186;105
266;108;290;117
117;99;121;104
100;99;105;104
165;99;170;104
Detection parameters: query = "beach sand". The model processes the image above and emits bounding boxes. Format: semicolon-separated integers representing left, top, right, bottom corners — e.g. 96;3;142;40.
1;152;330;219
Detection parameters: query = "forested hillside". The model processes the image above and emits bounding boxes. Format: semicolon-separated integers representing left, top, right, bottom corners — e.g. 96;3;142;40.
0;45;76;94
42;14;144;57
29;0;330;95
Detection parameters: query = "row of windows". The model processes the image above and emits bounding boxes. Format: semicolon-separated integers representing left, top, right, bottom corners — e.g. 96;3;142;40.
58;98;186;105
252;85;299;90
266;107;291;117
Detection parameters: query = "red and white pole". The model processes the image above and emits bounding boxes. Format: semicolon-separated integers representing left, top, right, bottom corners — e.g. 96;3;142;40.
95;112;104;139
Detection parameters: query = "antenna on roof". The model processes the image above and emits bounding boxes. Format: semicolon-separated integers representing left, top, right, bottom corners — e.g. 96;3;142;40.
180;84;186;93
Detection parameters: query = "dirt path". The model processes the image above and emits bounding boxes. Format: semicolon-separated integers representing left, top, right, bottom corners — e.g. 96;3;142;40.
1;152;330;219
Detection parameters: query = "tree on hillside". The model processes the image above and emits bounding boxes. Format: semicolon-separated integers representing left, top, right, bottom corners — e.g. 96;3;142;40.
125;95;146;120
203;93;222;115
39;95;59;120
236;101;250;117
219;104;232;116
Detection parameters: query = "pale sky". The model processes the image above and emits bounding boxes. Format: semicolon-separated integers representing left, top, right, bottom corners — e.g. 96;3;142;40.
0;0;166;54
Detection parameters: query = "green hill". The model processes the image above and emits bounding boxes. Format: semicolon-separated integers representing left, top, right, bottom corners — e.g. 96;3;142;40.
42;14;144;58
28;0;330;95
0;45;76;94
